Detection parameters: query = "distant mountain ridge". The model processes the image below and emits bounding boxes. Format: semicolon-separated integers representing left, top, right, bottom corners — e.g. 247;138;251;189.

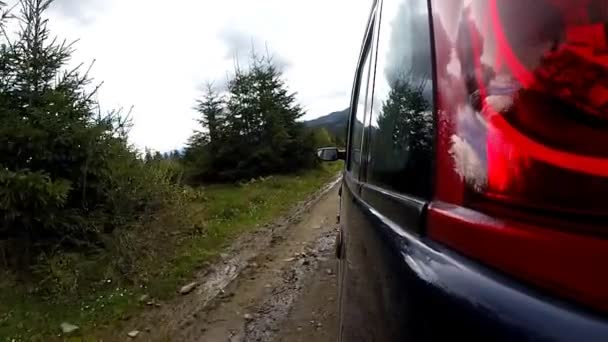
304;108;349;143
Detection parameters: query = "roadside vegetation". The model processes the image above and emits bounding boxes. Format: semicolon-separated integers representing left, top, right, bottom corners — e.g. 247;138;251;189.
0;162;341;340
0;1;343;340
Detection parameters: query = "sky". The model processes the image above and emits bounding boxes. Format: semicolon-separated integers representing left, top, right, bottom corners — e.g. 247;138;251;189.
23;0;374;152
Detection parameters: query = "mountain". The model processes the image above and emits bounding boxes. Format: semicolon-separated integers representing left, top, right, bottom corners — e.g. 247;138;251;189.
304;108;349;144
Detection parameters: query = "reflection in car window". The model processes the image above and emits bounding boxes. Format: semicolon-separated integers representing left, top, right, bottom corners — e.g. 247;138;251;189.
367;0;434;199
348;52;372;179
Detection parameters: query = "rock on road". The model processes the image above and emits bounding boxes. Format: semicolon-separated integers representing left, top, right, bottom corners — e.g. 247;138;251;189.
109;182;341;342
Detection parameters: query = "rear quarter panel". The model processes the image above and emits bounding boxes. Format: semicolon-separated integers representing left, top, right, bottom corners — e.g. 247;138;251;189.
339;174;608;341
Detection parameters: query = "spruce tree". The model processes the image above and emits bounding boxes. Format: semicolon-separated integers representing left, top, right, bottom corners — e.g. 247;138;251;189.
194;82;224;145
185;52;316;182
0;0;153;254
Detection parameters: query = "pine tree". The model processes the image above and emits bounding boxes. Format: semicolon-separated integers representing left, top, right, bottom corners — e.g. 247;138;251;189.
0;0;157;256
248;54;304;173
185;52;316;182
184;82;225;181
222;53;314;178
0;0;103;242
194;82;224;145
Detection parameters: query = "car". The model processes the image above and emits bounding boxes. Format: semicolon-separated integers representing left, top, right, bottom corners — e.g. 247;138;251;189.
318;0;608;341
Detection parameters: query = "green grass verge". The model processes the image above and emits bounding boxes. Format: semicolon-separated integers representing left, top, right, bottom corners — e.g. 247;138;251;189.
0;162;343;341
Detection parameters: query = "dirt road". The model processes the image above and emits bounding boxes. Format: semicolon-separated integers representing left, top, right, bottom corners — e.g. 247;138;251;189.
110;181;341;342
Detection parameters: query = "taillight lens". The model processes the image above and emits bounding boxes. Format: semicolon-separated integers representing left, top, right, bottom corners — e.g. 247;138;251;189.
454;0;608;217
430;0;608;312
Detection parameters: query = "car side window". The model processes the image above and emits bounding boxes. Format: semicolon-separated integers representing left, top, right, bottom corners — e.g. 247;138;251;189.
347;44;373;180
366;0;434;199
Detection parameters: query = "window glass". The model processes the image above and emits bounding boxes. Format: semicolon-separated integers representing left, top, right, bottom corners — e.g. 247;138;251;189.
348;51;372;179
367;0;434;198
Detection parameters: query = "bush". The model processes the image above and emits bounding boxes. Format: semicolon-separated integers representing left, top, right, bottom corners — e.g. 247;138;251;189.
310;127;336;149
0;169;71;231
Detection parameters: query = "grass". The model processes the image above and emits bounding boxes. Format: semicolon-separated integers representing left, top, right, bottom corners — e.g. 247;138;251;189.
0;162;343;341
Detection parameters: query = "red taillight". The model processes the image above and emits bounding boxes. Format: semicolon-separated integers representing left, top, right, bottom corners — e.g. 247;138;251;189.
430;0;608;312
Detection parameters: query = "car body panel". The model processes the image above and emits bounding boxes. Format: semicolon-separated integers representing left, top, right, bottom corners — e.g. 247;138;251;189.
340;178;608;341
337;0;608;341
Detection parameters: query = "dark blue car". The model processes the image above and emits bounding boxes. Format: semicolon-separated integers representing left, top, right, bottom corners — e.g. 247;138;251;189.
318;0;608;340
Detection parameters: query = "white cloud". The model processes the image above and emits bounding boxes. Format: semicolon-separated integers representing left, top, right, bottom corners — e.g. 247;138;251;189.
217;28;292;72
50;0;106;25
12;0;372;151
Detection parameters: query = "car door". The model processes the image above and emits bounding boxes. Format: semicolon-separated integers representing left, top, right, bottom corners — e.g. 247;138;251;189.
338;2;379;341
339;0;436;340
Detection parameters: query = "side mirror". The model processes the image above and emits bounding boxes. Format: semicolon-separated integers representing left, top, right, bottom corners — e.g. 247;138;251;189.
317;147;346;162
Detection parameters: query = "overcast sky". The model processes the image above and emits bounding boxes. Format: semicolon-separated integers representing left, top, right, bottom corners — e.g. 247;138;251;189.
30;0;373;151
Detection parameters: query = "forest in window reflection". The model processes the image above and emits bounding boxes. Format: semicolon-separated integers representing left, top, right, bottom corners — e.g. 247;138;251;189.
368;73;433;197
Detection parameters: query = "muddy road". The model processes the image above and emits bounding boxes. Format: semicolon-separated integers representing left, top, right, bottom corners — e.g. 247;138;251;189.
109;180;341;342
